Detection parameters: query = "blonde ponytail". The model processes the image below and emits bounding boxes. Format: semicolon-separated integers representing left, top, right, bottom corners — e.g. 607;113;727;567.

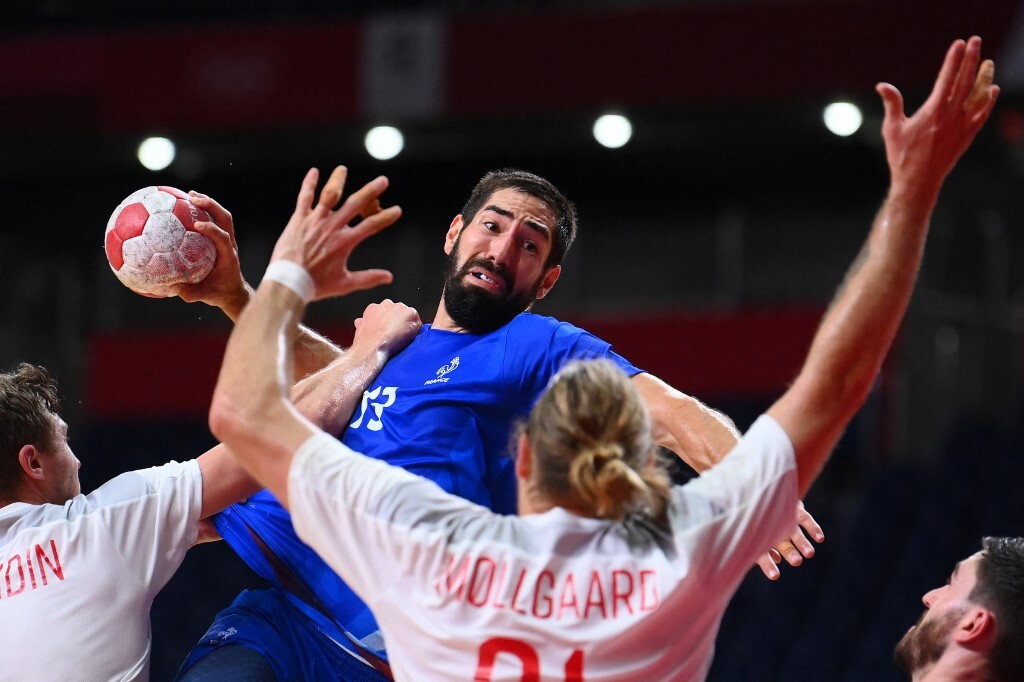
526;360;671;524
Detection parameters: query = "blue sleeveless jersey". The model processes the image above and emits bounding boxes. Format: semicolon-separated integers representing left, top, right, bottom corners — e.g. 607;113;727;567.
213;313;642;661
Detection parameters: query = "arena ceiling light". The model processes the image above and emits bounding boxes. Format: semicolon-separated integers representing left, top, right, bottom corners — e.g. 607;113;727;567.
365;126;404;160
593;113;633;148
137;136;176;171
822;102;863;137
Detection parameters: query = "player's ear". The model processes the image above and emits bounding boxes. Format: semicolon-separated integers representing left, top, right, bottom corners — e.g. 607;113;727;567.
515;434;533;481
954;607;998;651
534;265;561;301
444;216;464;255
18;444;45;481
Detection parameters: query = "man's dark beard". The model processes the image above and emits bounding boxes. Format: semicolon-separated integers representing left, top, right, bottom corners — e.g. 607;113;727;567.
442;243;542;334
893;607;964;676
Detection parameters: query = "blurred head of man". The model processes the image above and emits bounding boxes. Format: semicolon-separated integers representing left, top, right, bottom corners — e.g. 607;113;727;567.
0;363;81;507
894;537;1024;680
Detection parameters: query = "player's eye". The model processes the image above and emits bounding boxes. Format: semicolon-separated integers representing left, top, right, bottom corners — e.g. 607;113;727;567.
483;221;498;232
523;241;538;253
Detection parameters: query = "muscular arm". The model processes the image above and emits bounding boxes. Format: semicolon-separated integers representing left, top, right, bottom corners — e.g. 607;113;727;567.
631;372;739;472
196;298;419;518
291;300;420;433
211;167;403;508
768;37;997;496
634;371;820;578
201;277;344;379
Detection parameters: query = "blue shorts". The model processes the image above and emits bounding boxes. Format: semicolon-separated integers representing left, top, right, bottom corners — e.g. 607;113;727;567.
175;588;388;682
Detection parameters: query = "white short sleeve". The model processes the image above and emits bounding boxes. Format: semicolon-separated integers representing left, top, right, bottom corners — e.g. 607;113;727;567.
669;415;799;587
0;458;203;681
85;459;203;593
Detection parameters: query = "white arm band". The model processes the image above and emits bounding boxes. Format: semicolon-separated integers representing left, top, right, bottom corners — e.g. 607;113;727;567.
262;260;315;303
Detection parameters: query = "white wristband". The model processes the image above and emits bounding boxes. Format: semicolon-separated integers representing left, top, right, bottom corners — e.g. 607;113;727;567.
262;260;314;303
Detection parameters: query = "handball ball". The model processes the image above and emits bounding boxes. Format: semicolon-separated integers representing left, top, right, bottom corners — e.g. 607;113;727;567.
105;186;217;298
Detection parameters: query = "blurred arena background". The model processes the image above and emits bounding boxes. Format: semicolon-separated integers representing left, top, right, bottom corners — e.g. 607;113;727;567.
5;0;1024;678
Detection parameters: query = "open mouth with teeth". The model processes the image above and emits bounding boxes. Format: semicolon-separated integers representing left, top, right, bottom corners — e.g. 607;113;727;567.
467;268;508;294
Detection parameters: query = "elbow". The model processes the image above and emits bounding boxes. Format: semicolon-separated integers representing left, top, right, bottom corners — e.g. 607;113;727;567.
209;393;244;446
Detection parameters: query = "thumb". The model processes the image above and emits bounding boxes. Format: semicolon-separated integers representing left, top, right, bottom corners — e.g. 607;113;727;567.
876;82;905;122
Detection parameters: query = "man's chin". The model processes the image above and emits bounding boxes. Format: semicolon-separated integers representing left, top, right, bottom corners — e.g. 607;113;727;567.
444;284;527;334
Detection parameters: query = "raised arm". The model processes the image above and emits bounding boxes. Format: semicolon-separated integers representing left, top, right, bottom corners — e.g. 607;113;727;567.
768;36;997;497
193;298;418;520
209;167;402;506
179;188;367;378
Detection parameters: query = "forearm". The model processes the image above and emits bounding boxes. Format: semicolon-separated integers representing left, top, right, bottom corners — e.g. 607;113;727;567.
811;190;931;408
769;190;933;494
209;281;312;503
217;280;342;378
292;325;345;379
291;341;389;435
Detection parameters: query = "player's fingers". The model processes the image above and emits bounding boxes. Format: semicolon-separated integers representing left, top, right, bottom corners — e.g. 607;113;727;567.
788;530;816;559
756;553;781;581
796;501;825;543
876;83;906;124
774;539;804;567
338;269;394;296
294;168;320;214
337;176;389;224
970;85;1000;131
318;166;348;212
925;38;967;109
967;59;996;111
349;206;402;240
948;36;983;107
191;220;232;251
360;198;383;219
188;192;235;237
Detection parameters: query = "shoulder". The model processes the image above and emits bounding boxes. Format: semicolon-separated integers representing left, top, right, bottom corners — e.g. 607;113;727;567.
506;312;593;341
79;460;202;512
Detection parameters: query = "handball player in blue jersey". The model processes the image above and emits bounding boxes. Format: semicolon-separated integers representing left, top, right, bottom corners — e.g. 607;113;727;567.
175;169;823;681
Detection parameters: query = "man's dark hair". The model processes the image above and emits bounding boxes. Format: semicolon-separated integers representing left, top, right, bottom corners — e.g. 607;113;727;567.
459;169;578;267
972;537;1024;681
0;363;60;497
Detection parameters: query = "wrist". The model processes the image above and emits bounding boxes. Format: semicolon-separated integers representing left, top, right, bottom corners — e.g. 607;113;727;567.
220;283;254;322
263;260;314;303
887;176;942;216
347;335;393;364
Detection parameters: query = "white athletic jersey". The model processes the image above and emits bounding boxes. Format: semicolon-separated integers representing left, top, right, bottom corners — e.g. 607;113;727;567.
0;460;202;682
290;415;798;681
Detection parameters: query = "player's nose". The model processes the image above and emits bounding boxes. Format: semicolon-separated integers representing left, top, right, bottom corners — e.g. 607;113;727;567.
485;232;515;267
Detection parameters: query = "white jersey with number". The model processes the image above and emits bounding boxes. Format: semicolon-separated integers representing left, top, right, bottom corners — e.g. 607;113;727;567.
290;415;797;681
0;460;202;682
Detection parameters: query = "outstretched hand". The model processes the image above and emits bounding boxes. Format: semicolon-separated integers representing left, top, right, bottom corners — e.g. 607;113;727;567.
877;36;998;204
756;501;824;580
271;166;402;301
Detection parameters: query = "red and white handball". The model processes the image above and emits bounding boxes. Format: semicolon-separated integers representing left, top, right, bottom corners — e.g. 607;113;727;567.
104;186;217;297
